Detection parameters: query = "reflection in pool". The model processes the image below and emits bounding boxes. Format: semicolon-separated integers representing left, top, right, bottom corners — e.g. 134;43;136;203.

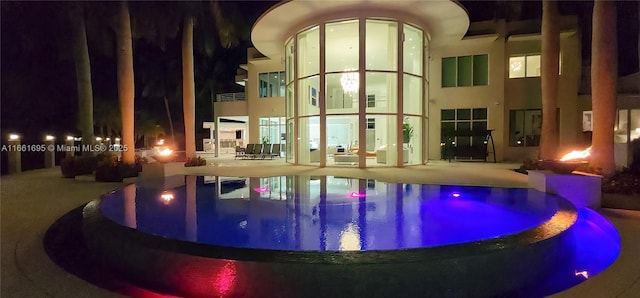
99;175;560;251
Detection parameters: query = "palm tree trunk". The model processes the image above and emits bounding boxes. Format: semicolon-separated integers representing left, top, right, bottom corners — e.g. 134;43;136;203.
69;3;94;156
591;0;617;176
164;95;176;144
540;0;560;160
182;16;196;159
117;1;136;164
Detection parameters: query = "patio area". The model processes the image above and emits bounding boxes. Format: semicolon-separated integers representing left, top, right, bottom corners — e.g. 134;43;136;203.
1;159;639;297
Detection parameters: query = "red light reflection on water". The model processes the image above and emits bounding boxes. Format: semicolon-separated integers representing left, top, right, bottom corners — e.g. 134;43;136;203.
213;261;237;295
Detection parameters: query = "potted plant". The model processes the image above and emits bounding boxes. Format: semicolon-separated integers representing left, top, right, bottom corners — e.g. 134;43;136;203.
402;123;413;144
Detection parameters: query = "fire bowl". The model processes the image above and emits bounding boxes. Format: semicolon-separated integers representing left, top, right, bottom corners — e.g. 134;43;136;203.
538;160;588;175
152;154;175;163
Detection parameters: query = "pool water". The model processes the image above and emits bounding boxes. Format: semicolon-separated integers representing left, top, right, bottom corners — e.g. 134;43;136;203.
100;176;560;251
95;175;620;297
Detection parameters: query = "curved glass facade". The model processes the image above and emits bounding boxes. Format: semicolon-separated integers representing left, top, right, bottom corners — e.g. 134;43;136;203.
286;19;428;167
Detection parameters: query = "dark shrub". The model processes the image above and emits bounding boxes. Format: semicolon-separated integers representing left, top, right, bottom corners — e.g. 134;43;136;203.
184;156;207;167
95;164;123;182
60;157;77;178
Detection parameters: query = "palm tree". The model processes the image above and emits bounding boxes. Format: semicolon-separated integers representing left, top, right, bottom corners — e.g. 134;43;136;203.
68;2;95;156
116;1;135;164
590;0;617;176
182;15;197;160
540;0;560;160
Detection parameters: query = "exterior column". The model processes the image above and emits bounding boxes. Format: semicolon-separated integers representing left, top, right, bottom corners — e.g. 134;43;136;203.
319;24;327;167
7;134;21;174
44;135;56;168
397;23;405;167
358;18;366;168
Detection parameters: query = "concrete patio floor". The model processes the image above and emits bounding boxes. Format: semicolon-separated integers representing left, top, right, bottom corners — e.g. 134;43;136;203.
1;158;639;297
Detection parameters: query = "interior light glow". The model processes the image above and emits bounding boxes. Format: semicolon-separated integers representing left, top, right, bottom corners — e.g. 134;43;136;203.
340;70;359;93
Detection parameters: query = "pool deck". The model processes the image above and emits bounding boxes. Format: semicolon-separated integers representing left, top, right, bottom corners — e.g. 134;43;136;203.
1;158;639;297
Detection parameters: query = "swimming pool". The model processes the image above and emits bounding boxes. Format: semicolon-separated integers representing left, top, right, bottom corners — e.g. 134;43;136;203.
83;175;620;297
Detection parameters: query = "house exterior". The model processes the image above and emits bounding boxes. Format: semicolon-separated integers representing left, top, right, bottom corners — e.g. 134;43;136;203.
209;0;636;168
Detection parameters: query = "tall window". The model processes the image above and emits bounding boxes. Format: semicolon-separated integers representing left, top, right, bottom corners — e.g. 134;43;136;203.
259;117;285;145
259;71;285;98
441;54;488;87
509;109;542;146
441;108;488;150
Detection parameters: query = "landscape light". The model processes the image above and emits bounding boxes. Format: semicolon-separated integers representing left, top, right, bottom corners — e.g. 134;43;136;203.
9;134;20;141
66;136;74;141
45;135;55;141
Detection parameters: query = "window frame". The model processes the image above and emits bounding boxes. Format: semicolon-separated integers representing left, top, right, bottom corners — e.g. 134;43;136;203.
258;71;286;98
508;53;562;79
441;54;489;88
508;109;542;147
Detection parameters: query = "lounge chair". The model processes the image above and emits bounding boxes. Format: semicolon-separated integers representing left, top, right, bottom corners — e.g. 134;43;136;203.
248;144;263;159
243;144;256;159
234;146;245;159
261;143;273;159
270;144;281;159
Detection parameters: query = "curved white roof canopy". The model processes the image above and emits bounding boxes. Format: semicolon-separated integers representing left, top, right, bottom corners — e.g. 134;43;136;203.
252;0;470;60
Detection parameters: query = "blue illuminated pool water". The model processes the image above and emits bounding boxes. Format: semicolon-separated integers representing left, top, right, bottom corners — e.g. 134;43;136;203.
99;175;561;251
95;175;621;297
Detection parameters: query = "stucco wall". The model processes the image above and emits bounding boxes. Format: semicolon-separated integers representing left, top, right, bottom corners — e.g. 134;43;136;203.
428;34;506;161
246;59;286;144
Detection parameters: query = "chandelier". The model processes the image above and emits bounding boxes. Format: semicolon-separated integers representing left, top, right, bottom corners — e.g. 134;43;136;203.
340;70;359;94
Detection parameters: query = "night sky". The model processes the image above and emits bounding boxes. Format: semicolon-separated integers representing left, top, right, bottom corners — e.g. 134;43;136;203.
1;1;638;150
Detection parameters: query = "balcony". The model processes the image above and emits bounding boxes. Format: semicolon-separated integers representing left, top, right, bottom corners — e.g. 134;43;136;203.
215;92;246;102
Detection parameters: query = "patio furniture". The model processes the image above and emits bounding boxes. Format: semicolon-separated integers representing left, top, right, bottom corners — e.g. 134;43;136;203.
248;144;264;159
260;144;272;159
234;146;246;159
243;144;256;159
269;144;281;159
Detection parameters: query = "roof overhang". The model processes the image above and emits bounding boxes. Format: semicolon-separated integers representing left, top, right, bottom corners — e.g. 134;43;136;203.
252;0;470;60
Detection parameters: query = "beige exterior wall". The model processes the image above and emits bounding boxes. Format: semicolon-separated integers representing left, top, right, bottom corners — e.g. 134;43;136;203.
245;59;285;144
214;52;285;145
502;31;581;161
428;34;506;161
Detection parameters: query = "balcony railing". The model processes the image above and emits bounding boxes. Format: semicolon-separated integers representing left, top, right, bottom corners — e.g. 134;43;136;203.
216;92;246;102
